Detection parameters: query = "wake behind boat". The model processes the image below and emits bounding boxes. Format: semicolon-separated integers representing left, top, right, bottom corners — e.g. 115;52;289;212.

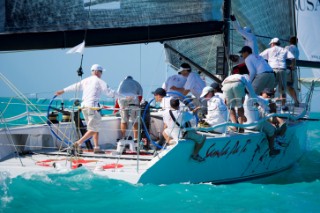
1;0;320;185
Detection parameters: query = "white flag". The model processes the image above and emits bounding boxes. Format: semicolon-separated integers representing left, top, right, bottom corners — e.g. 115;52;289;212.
66;41;85;54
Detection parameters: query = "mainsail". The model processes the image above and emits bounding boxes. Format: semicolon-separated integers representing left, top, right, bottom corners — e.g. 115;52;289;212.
0;0;224;51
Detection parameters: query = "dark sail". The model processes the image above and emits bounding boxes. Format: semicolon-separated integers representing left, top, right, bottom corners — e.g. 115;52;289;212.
0;0;224;51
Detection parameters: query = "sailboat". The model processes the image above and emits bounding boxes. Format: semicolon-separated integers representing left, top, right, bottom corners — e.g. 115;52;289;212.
0;0;319;185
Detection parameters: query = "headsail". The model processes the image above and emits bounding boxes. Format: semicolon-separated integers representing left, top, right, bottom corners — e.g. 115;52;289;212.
0;0;224;51
295;1;320;87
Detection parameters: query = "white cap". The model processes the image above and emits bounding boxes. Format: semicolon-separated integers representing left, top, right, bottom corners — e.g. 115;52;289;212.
91;64;104;72
243;26;251;33
269;37;280;45
200;86;214;98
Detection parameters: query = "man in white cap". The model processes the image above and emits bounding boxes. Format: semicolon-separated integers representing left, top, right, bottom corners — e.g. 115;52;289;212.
55;64;117;154
170;63;206;99
260;38;295;111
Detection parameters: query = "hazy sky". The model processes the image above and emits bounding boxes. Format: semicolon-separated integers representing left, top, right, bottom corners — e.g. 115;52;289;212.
1;42;319;112
0;42;177;101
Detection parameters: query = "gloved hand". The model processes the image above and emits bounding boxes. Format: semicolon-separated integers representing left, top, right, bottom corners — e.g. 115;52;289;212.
229;54;239;62
230;15;236;21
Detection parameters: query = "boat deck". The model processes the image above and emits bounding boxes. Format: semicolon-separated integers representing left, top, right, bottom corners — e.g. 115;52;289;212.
0;148;158;184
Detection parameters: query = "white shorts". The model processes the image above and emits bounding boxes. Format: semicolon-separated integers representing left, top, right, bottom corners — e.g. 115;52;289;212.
118;98;139;123
222;81;245;108
82;108;101;132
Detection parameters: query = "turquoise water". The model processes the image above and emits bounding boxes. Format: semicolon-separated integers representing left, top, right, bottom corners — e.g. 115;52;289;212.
0;97;114;128
1;100;320;212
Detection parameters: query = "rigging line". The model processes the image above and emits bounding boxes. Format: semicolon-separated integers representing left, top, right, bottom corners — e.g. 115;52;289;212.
0;97;14;117
66;0;93;114
0;73;74;141
77;0;92;78
76;0;92;73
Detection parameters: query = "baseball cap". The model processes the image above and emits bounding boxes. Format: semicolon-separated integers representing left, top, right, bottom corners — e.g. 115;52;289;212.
178;63;191;74
200;86;214;98
269;37;280;45
210;82;220;90
91;64;104;72
238;46;252;54
152;88;167;97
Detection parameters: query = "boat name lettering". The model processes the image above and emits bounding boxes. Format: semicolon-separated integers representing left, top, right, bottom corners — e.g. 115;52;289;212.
295;0;320;12
206;139;251;158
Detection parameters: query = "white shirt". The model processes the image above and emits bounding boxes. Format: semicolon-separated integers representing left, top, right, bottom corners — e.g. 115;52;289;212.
64;75;115;108
205;95;228;133
162;74;187;97
260;45;295;69
245;54;273;82
163;108;194;139
233;21;259;55
285;44;299;59
184;72;206;99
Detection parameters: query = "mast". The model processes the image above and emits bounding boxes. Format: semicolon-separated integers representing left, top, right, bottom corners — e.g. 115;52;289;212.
222;0;231;78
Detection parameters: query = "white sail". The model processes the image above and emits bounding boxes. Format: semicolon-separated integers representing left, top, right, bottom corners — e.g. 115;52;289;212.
296;2;320;86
